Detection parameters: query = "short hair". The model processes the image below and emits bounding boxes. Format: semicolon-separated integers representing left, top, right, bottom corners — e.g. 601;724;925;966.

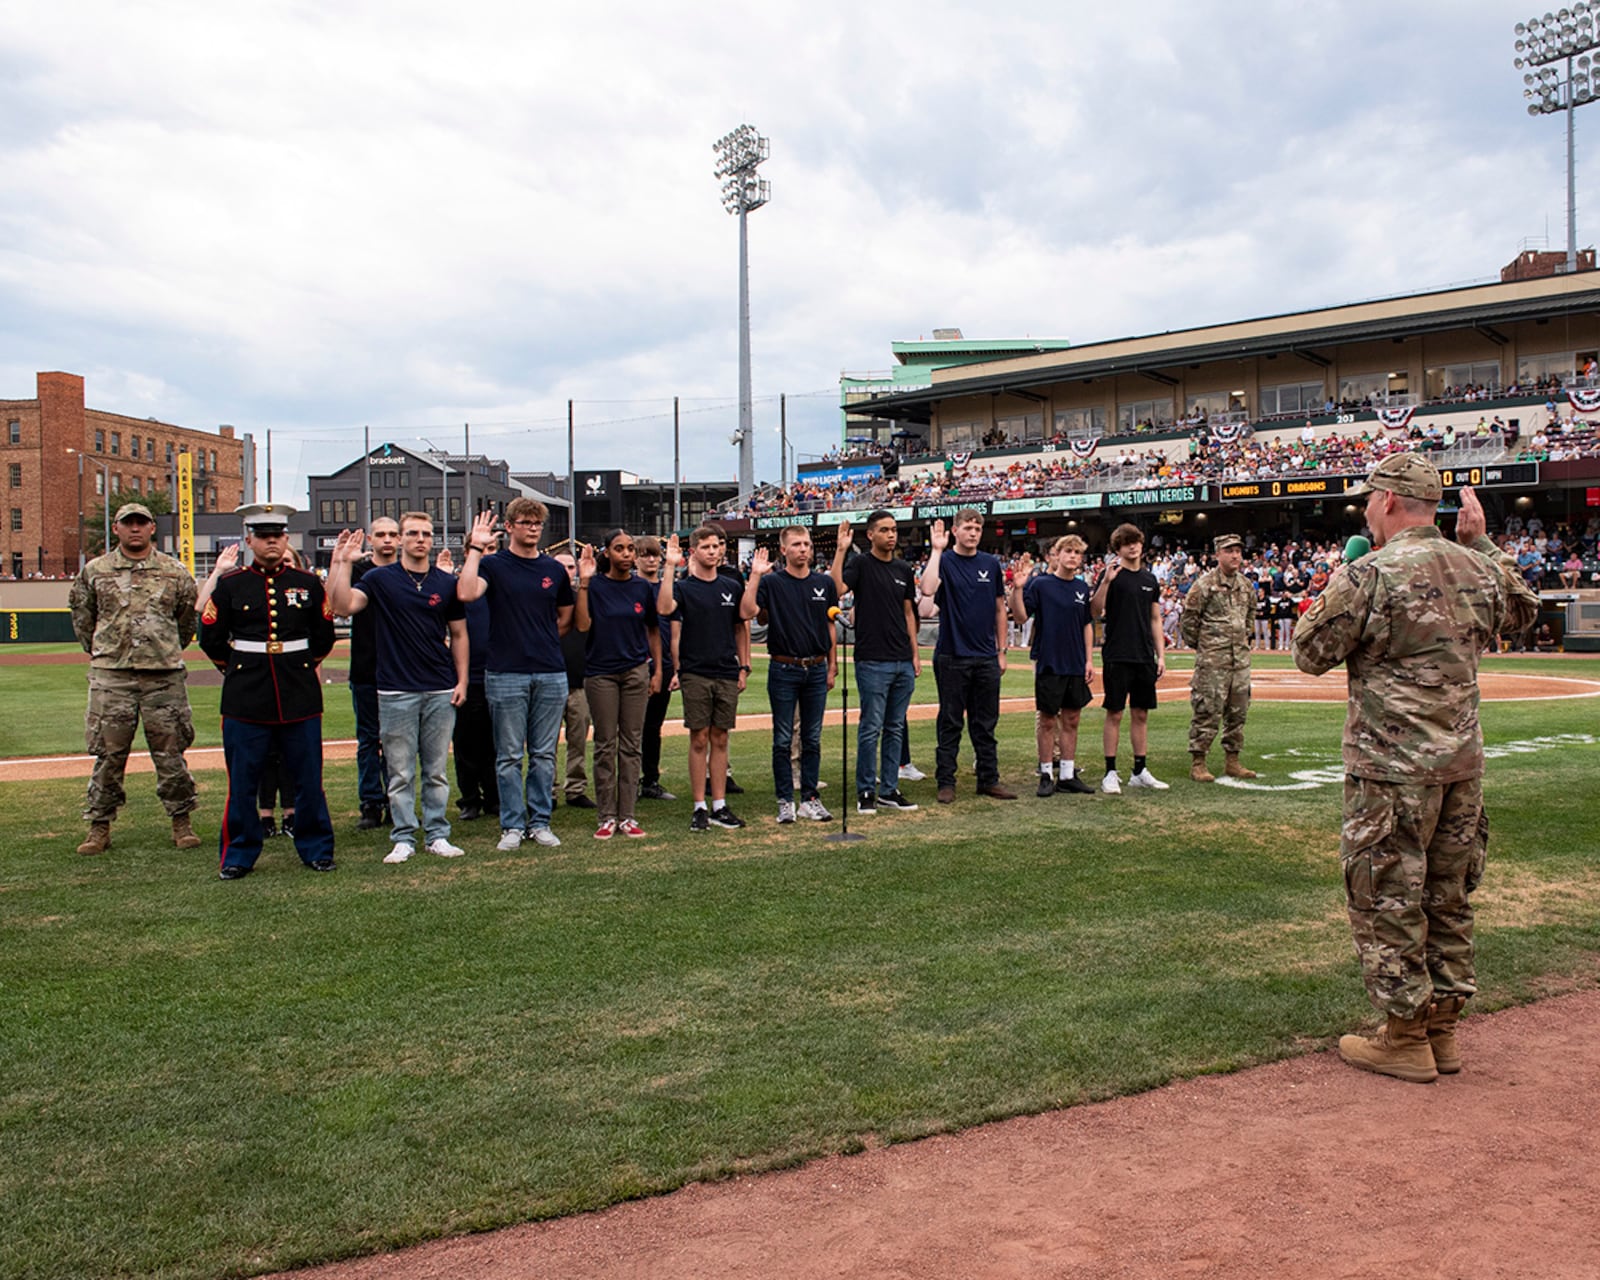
954;507;984;527
505;497;548;524
400;511;432;533
368;516;399;534
780;525;811;545
865;510;895;531
1109;523;1144;551
635;535;662;555
690;525;724;547
1052;535;1087;554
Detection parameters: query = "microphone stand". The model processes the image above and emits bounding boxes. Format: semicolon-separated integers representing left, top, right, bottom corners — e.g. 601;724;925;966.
826;608;865;844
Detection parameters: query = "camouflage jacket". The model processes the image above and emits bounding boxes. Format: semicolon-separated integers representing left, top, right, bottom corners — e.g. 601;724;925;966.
1291;527;1538;784
68;546;197;671
1179;567;1255;663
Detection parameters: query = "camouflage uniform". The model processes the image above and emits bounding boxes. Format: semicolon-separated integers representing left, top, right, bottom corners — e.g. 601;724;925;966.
1180;565;1255;755
68;545;199;821
1293;523;1537;1017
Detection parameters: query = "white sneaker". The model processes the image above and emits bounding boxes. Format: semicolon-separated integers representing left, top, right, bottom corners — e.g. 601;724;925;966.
1100;771;1122;795
496;829;523;852
898;763;927;781
1128;768;1170;791
527;826;562;848
427;838;465;858
777;801;797;825
383;842;414;864
797;798;833;822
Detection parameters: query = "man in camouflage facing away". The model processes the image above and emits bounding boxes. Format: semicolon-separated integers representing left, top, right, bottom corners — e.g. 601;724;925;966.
1293;454;1537;1083
67;502;202;855
1180;532;1257;782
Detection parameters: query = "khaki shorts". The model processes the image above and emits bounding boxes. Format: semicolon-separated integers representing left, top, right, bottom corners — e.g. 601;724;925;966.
679;672;740;732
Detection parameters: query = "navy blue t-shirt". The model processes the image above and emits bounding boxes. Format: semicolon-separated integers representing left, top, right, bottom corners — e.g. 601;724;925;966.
583;573;658;676
476;549;574;674
757;569;837;658
933;550;1004;658
463;594;490;684
672;572;743;678
1023;573;1092;676
354;563;466;692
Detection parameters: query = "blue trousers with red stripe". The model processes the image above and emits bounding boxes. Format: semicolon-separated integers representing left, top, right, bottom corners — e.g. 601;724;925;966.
220;717;334;871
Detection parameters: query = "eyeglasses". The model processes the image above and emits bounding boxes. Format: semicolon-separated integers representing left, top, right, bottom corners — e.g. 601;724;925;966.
511;520;542;529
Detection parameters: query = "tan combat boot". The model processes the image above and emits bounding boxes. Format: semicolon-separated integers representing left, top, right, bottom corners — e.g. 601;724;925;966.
171;815;202;849
1427;997;1466;1074
1190;753;1215;783
1338;1010;1438;1083
77;822;112;856
1224;754;1257;779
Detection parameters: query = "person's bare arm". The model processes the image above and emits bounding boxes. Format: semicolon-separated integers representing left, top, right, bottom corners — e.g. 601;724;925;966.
448;617;469;706
326;529;368;616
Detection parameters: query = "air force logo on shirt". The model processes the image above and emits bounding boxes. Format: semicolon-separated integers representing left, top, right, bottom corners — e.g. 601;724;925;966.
720;592;735;606
1074;589;1088;606
812;587;827;600
977;570;991;582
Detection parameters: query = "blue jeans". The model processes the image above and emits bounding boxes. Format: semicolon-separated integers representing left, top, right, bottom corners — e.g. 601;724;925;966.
768;661;828;803
853;660;916;793
349;681;386;810
485;670;568;833
378;691;457;846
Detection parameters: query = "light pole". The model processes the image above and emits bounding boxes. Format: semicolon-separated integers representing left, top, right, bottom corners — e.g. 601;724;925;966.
1516;5;1600;273
67;449;110;566
713;123;771;502
420;437;449;551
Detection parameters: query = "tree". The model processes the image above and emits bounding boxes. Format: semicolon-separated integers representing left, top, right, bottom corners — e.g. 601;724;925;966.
84;491;175;557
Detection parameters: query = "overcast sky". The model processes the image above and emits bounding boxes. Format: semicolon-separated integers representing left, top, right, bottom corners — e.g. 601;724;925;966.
0;0;1579;505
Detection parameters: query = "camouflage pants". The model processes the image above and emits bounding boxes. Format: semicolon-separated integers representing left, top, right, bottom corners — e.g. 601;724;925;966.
1340;775;1487;1018
83;668;198;822
1187;660;1250;755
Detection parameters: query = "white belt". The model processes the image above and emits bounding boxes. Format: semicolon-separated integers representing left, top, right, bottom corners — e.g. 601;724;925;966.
231;638;310;654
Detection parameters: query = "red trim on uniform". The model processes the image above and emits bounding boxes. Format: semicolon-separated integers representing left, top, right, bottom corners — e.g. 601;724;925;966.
218;715;232;870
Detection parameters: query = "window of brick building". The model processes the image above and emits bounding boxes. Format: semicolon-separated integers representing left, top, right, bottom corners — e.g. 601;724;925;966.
8;463;19;488
7;420;18;445
94;472;104;496
130;437;141;460
95;430;105;452
398;471;409;488
130;477;141;493
209;450;217;472
10;508;21;531
147;437;156;459
166;442;174;464
110;433;120;455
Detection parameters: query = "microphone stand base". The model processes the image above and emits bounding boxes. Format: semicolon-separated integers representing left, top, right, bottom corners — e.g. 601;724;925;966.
824;831;867;844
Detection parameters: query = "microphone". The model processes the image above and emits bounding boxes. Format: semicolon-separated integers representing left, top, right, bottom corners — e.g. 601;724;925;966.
827;606;843;620
1343;535;1372;563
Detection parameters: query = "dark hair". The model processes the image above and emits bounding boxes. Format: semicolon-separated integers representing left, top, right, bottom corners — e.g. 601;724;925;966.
1109;522;1144;551
690;525;724;547
597;527;630;574
865;509;895;531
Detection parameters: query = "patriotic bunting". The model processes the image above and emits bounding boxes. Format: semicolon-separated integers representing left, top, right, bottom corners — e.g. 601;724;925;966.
1069;435;1100;458
1375;406;1416;431
1566;386;1600;415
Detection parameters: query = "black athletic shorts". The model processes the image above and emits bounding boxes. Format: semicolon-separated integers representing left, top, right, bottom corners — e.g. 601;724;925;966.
1035;672;1092;716
1102;661;1158;713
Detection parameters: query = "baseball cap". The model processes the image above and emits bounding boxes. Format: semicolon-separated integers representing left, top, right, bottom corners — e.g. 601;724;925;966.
114;502;155;523
1346;452;1443;502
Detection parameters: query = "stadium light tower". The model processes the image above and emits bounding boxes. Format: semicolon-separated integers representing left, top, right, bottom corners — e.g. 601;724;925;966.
1516;5;1600;273
713;123;771;500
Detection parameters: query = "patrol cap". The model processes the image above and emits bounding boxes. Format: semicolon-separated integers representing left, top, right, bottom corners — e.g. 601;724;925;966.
237;501;297;537
1213;534;1243;552
113;502;155;524
1346;451;1443;502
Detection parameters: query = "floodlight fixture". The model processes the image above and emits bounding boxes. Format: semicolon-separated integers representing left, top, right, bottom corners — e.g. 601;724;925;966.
1516;8;1600;270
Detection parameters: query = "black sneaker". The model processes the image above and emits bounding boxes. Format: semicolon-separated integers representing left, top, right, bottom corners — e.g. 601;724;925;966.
260;817;278;839
708;805;746;829
639;782;677;801
565;794;597;810
280;813;296;839
689;809;711;832
1036;774;1058;797
458;804;482;822
1056;773;1096;795
306;857;336;872
724;775;745;795
219;865;252;881
877;789;919;811
357;806;383;831
857;789;878;815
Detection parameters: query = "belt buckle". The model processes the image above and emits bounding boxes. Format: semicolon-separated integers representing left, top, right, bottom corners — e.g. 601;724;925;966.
266;640;284;655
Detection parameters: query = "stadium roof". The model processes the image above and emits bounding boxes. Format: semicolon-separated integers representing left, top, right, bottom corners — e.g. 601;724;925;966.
852;273;1600;425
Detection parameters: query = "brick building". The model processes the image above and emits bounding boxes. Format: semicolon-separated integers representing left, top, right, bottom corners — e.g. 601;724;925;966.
0;371;251;578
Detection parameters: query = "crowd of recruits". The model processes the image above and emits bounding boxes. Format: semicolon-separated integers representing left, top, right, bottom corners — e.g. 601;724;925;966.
66;452;1541;1093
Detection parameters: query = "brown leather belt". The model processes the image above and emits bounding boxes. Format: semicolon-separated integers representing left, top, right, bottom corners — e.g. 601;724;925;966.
769;654;828;667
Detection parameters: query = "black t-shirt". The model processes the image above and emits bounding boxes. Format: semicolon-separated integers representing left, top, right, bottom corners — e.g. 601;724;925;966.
348;558;381;685
841;552;915;663
1101;566;1159;665
673;572;743;678
757;569;837;658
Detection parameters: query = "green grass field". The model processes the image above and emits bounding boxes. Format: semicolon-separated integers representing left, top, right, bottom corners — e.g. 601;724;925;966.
3;652;1599;1279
